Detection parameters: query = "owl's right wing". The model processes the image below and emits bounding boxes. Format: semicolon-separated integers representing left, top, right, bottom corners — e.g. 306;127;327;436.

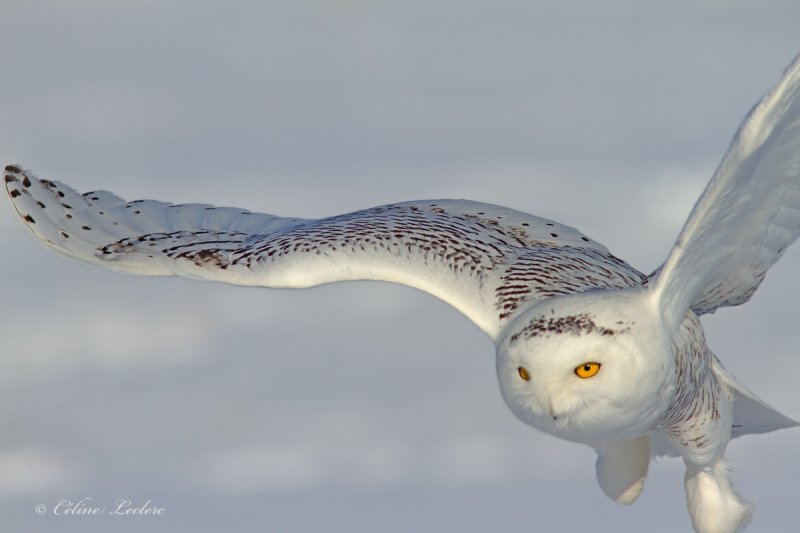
6;166;644;341
651;53;800;327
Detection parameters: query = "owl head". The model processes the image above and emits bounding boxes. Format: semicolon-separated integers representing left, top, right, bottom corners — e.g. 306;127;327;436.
496;289;675;447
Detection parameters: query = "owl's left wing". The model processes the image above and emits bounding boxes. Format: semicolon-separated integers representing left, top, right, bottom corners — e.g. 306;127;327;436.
6;166;642;341
651;53;800;326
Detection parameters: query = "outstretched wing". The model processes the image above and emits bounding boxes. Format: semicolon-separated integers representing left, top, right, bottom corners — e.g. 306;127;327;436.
652;53;800;326
5;165;645;341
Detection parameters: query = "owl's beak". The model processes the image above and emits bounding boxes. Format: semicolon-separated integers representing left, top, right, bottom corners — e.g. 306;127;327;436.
547;401;558;421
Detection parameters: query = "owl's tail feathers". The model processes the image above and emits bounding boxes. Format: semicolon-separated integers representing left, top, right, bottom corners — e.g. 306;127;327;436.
684;459;752;533
711;357;798;438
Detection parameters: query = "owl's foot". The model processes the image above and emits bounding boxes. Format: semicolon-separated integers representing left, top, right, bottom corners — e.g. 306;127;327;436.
595;435;650;505
684;458;752;533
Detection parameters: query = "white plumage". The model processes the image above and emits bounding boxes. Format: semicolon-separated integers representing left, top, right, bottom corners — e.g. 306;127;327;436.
6;53;800;532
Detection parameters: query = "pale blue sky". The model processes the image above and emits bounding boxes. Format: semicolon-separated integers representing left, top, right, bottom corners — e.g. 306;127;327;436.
1;2;798;532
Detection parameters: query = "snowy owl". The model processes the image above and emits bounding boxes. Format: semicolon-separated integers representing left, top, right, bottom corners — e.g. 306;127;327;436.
6;53;800;532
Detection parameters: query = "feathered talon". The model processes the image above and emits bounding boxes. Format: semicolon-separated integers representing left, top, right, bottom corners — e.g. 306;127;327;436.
685;459;753;533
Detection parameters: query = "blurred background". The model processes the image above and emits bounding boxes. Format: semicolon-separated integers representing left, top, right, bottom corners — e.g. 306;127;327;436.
1;1;798;531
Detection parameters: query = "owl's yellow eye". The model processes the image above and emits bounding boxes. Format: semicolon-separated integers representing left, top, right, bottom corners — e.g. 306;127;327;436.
575;362;601;379
517;366;531;381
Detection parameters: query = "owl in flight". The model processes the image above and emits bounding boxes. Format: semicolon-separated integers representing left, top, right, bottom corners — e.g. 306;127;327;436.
6;54;800;532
